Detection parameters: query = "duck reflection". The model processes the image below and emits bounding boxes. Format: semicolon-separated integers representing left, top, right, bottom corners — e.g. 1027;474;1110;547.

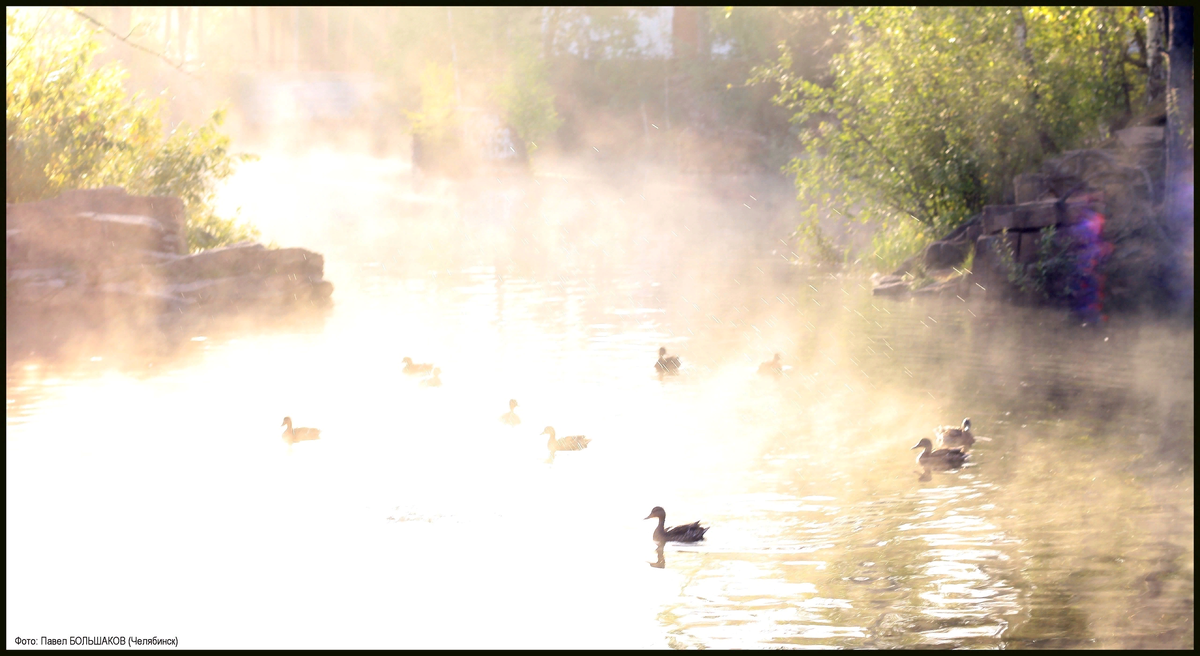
649;541;666;569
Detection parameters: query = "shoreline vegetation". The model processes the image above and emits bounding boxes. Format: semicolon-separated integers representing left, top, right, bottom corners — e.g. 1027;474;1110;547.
5;7;1193;319
6;10;258;253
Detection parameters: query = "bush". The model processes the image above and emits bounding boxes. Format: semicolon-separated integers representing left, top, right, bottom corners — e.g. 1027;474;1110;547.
764;7;1150;270
406;62;459;139
495;45;562;145
997;219;1112;315
5;8;257;252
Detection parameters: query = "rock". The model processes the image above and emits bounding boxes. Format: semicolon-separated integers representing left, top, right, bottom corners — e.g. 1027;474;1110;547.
924;239;972;269
6;190;333;319
1115;126;1164;149
983;201;1058;233
167;272;332;306
1014;173;1055;203
911;279;957;296
919;215;982;270
6;187;186;261
972;233;1018;293
154;242;324;281
872;280;911;296
889;255;920;278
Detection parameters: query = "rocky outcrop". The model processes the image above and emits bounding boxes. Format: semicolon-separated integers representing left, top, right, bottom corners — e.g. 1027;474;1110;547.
6;188;334;317
871;268;972;298
923;215;983;269
156;242;334;309
873;123;1176;314
6;186;186;268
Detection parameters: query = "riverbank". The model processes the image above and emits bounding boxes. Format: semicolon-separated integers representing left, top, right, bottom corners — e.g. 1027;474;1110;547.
6;187;334;340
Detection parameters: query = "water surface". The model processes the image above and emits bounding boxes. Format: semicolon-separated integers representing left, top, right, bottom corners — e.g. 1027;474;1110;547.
6;153;1193;648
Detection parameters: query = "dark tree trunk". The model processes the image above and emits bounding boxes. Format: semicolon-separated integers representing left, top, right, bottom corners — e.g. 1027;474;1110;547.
672;7;699;60
1012;7;1058;156
543;7;560;60
1147;7;1168;108
1164;6;1194;312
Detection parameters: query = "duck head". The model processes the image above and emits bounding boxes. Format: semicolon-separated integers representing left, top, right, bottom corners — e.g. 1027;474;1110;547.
509;399;519;410
658;347;667;357
911;438;935;454
402;357;414;365
281;416;292;428
644;506;666;521
773;353;782;363
962;418;972;432
541;426;556;438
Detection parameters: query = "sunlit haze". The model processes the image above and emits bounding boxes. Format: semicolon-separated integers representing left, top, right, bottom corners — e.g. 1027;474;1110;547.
6;6;1194;650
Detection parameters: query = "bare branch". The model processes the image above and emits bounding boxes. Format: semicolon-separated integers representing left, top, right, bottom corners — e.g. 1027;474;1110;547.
66;7;197;78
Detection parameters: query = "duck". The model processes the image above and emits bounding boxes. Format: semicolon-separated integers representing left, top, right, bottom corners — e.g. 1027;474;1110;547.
655;347;681;375
935;417;975;449
911;437;968;468
757;353;788;377
542;426;590;454
644;506;708;543
402;357;434;376
500;399;521;427
420;367;442;387
281;416;321;446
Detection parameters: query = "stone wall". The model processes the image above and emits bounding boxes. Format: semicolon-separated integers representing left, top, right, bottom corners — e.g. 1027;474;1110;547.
7;186;186;270
6;188;334;317
873;124;1174;314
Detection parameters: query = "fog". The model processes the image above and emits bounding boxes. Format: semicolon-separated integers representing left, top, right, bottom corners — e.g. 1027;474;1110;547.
6;6;1194;650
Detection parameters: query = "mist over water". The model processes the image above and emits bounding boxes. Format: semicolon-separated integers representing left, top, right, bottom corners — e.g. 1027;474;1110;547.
6;149;1193;648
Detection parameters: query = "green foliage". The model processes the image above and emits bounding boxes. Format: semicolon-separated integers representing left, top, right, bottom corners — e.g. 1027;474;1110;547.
870;217;936;274
1022;7;1148;149
764;7;1149;270
495;46;562;144
6;9;257;252
996;226;1086;302
406;62;459;138
794;204;846;268
542;7;655;59
386;9;563;150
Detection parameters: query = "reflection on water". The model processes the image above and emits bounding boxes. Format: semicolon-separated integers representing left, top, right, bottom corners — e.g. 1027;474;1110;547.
6;154;1193;649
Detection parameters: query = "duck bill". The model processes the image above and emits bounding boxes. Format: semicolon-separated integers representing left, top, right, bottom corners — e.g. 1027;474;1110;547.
644;514;654;520
910;443;922;450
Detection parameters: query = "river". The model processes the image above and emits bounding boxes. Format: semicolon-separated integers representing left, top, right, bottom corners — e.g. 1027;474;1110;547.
6;152;1193;648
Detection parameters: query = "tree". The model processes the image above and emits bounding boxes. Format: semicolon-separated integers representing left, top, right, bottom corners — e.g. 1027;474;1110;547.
6;8;258;251
762;7;1151;270
1163;7;1194;311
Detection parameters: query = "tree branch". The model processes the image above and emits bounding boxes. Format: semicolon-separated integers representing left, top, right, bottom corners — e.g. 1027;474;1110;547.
843;122;931;223
1011;6;1059;154
6;10;51;69
1129;7;1149;67
67;7;197;78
